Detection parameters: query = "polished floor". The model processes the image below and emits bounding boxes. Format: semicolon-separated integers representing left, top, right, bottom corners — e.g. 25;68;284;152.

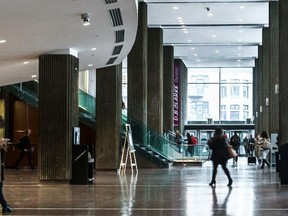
2;157;287;216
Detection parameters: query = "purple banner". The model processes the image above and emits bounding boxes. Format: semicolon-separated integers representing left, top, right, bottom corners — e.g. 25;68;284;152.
174;64;180;127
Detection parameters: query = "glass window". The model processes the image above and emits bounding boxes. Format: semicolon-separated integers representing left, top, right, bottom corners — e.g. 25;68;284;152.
187;67;253;123
221;85;227;98
230;111;240;120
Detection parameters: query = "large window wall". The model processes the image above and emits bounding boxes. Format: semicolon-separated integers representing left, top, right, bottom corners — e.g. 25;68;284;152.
187;68;253;124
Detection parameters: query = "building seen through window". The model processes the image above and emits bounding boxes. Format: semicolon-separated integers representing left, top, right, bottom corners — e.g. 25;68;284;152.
187;68;253;124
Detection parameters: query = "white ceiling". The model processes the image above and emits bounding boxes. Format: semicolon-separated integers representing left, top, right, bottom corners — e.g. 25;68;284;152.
145;0;273;68
0;0;276;86
0;0;138;86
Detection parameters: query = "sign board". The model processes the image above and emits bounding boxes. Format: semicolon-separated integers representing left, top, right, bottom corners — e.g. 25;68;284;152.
126;125;135;151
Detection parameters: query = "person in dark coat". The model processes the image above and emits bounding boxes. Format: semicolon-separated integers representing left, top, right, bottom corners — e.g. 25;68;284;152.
208;127;233;187
14;129;34;170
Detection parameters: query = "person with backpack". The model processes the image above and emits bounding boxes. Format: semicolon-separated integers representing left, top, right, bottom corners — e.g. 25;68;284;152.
230;131;240;164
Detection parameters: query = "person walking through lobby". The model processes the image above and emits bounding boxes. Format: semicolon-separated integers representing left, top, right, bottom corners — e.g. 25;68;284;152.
14;129;34;170
230;131;240;164
208;127;233;187
258;130;271;169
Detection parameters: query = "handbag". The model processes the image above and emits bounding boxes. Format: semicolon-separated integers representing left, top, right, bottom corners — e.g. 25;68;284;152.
227;145;238;159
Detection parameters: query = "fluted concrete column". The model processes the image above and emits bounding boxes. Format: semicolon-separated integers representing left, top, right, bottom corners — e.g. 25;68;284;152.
147;28;163;133
269;1;280;134
262;27;270;133
163;46;174;132
95;65;122;169
257;46;263;134
39;54;79;181
174;59;187;134
253;65;259;134
279;0;288;145
127;2;147;144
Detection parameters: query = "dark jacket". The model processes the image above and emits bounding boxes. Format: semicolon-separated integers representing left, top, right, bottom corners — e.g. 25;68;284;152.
208;135;229;163
17;135;30;151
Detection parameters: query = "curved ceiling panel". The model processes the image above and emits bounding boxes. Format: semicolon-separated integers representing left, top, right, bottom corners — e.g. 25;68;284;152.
0;0;138;86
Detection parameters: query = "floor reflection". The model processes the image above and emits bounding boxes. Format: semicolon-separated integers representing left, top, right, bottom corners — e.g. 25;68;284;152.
211;186;232;216
119;174;138;216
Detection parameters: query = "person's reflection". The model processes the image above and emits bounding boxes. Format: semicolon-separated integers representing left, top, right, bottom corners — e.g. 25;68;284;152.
211;186;232;216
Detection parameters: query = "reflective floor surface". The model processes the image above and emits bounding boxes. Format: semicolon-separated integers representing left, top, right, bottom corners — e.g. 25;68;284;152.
2;157;287;216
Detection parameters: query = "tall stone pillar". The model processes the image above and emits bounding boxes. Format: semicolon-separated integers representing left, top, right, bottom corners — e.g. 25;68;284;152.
253;65;259;134
163;46;174;132
127;2;147;143
39;54;79;181
174;59;187;134
95;65;122;169
269;1;280;134
147;28;163;133
262;27;270;133
279;0;288;144
257;46;263;134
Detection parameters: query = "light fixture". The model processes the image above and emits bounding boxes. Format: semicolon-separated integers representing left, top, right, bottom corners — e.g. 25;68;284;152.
0;40;6;43
81;13;90;26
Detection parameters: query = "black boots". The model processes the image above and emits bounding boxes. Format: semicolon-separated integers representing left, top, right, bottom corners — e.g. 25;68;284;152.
2;204;12;214
227;179;233;187
209;180;216;186
261;159;270;169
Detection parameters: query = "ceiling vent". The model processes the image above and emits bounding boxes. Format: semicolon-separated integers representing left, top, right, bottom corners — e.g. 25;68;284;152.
115;30;125;43
109;8;123;26
104;0;118;4
106;57;118;65
112;45;123;55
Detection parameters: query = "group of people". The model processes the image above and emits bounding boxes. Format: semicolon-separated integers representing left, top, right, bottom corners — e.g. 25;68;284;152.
207;128;272;187
175;130;198;156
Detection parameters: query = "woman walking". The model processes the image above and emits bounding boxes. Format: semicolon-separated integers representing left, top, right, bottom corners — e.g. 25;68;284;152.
208;127;233;187
258;131;271;169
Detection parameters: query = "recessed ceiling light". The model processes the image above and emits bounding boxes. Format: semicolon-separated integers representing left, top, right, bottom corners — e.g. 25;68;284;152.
237;59;242;62
23;61;29;64
238;47;242;49
191;47;195;50
212;35;216;38
238;30;243;33
194;53;198;56
215;50;219;53
183;31;188;34
173;6;178;10
238;39;242;42
88;64;93;67
0;40;6;43
239;19;244;22
188;40;192;42
208;13;213;16
177;17;182;20
31;75;37;78
91;48;97;51
196;59;200;62
240;6;245;9
238;53;242;56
